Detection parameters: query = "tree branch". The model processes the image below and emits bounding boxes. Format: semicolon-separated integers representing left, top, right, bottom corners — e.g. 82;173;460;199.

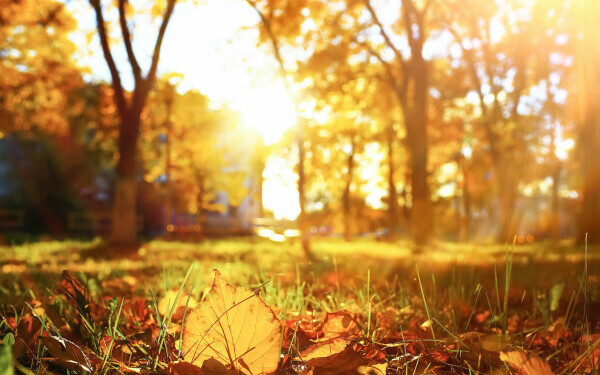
118;0;142;83
445;18;501;165
244;0;291;93
146;0;177;91
446;25;487;116
364;0;406;69
89;0;127;115
402;0;421;56
354;36;407;107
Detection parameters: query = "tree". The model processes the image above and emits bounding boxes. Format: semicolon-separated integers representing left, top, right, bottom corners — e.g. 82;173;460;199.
573;0;600;242
444;0;560;241
88;0;177;248
358;0;434;245
244;0;315;256
299;66;381;240
141;85;252;230
0;0;81;135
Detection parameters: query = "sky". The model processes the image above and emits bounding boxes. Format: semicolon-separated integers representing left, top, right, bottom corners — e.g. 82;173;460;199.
66;0;301;219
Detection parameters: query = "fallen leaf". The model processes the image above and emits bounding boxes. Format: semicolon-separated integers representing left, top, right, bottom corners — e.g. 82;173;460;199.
165;361;205;375
158;290;198;321
165;360;238;375
299;340;386;375
319;312;360;340
13;316;42;360
182;270;281;374
300;338;351;361
41;336;92;373
358;362;387;375
500;350;555;375
59;271;90;313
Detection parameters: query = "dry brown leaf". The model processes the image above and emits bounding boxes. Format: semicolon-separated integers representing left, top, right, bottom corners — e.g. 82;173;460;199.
358;362;387;375
500;350;555;375
182;270;281;374
40;336;92;373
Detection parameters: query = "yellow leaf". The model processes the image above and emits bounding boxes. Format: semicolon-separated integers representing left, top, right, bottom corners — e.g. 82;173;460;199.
158;290;198;321
182;270;281;374
299;338;351;361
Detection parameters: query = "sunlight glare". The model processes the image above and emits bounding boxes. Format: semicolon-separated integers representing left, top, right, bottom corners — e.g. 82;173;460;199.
237;85;296;145
262;156;300;220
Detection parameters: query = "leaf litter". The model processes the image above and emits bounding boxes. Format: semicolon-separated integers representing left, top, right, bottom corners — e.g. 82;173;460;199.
0;248;599;374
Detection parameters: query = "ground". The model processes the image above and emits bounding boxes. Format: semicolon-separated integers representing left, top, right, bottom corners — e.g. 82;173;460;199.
0;238;599;374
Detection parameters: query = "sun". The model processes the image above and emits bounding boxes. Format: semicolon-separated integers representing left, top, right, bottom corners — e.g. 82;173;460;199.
237;84;297;145
234;83;301;220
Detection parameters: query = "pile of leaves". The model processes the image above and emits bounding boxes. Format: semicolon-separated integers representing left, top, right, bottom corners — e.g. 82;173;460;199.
1;268;599;374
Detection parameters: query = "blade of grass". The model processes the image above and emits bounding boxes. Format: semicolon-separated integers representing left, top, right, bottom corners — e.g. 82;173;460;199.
416;266;436;344
503;238;515;336
178;285;195;359
101;298;124;373
367;269;371;339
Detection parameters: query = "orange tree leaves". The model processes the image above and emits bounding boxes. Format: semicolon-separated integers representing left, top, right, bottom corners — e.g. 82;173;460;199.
182;270;281;374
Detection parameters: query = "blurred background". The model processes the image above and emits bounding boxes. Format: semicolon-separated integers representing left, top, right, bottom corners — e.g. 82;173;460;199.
0;0;598;248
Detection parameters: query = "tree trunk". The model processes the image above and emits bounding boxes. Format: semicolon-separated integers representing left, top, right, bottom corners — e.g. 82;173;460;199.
110;111;140;248
386;123;398;240
410;141;431;245
196;176;205;239
343;140;355;241
164;94;173;235
459;157;471;241
576;0;600;243
549;127;560;241
401;172;411;224
496;165;518;243
297;128;311;255
406;54;432;246
257;167;264;218
111;176;137;245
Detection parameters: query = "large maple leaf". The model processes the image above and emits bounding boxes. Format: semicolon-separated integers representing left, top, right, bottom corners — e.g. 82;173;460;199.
182;270;281;374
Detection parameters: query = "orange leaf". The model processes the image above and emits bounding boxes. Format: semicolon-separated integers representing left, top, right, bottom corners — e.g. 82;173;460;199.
299;339;386;374
319;312;360;340
182;270;281;374
500;351;555;375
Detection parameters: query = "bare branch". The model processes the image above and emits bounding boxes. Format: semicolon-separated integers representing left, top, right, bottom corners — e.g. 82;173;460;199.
89;0;127;115
422;0;436;16
401;0;423;56
364;0;406;67
444;20;501;164
354;36;407;107
510;61;527;121
244;0;291;93
445;25;487;115
118;0;142;83
146;0;177;91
